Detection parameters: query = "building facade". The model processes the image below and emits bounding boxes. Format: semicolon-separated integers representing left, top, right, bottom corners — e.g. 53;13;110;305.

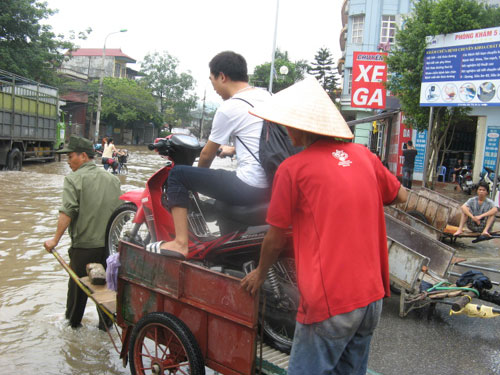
58;48;152;143
339;0;500;184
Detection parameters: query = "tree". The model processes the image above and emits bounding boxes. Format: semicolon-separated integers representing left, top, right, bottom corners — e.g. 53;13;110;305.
140;51;198;130
88;77;160;128
386;0;500;186
250;49;309;93
0;0;89;84
308;47;340;102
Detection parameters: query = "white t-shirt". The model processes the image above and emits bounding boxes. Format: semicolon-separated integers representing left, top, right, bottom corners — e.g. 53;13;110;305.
209;88;271;188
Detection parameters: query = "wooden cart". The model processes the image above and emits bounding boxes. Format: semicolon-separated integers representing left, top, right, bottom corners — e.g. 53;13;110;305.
54;241;290;375
386;213;500;318
393;187;497;242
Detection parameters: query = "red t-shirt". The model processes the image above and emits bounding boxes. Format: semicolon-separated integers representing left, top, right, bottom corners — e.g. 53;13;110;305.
267;139;400;324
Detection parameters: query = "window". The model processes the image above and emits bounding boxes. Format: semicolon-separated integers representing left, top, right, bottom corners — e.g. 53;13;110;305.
351;15;364;44
114;63;121;77
347;69;352;94
380;15;396;44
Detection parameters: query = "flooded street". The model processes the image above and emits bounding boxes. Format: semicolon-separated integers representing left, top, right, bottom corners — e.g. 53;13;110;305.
0;146;235;374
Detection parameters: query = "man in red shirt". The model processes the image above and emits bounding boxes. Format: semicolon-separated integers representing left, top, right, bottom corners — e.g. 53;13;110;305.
241;77;407;374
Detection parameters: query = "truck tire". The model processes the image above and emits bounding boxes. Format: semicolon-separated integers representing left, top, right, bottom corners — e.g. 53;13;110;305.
7;148;22;171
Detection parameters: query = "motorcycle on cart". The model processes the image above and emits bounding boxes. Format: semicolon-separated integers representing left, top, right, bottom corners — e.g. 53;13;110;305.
105;134;298;354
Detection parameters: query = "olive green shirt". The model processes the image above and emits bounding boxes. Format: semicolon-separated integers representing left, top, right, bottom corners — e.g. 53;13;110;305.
59;161;121;248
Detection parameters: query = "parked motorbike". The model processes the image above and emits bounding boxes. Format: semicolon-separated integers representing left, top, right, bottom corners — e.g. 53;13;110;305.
476;166;500;204
104;134;298;353
456;165;473;195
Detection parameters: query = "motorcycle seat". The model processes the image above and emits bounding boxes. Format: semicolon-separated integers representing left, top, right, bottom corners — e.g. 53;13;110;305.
215;200;268;226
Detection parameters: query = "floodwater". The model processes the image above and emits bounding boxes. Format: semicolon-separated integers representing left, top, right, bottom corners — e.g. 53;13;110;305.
0;146;235;374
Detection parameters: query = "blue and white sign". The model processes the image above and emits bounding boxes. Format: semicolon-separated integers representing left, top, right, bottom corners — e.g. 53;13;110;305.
414;130;427;174
482;126;500;171
420;27;500;107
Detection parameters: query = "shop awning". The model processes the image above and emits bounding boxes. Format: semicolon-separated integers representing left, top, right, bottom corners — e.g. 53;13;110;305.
347;110;400;126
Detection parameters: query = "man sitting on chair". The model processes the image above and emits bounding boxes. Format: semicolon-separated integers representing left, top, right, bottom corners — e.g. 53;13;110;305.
454;181;498;237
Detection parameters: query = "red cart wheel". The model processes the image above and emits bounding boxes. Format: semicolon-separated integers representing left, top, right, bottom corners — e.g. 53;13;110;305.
129;312;205;375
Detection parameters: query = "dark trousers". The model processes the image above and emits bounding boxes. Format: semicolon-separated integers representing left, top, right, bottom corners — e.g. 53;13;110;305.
402;167;414;189
166;165;271;209
66;247;112;328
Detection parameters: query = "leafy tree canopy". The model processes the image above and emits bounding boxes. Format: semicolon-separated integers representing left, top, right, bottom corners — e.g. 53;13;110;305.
88;77;161;126
386;0;500;184
308;47;340;101
386;0;500;131
140;51;198;129
0;0;90;84
250;49;309;93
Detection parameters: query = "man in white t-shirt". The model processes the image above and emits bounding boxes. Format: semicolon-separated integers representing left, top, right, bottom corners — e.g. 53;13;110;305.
151;51;271;259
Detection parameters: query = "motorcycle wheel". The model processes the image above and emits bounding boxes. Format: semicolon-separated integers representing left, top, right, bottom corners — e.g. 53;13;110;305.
224;258;298;354
105;202;151;256
261;258;298;353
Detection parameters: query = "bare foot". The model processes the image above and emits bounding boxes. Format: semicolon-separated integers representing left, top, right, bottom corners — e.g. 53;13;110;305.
480;231;491;238
160;239;188;256
454;229;463;236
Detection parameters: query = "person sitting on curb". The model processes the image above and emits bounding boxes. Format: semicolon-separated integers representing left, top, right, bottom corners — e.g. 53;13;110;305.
454;181;498;238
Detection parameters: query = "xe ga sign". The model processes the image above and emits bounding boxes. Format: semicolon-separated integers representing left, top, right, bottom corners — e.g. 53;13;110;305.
351;51;388;109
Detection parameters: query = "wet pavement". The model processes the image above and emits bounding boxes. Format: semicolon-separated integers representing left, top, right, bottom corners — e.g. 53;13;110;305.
1;151;499;374
368;182;500;375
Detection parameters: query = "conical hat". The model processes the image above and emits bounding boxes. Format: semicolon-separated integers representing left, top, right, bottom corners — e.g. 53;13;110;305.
250;77;353;139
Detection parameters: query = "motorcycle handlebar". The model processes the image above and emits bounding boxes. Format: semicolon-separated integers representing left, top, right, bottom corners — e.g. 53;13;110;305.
148;138;173;156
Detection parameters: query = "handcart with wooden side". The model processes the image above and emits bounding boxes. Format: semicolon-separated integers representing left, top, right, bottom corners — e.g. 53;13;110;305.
52;241;290;375
386;214;500;318
394;187;499;243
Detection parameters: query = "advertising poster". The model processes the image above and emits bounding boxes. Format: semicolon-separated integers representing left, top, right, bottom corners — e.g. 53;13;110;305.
351;51;388;109
482;126;500;171
386;113;413;176
420;26;500;107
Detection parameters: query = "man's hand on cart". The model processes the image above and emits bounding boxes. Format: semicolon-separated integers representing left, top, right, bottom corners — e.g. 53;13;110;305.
241;269;267;296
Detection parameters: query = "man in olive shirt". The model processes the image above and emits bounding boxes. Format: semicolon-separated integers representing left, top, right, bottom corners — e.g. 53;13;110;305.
44;135;121;329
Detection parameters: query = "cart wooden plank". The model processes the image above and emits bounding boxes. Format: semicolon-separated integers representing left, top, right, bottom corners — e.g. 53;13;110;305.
80;276;117;315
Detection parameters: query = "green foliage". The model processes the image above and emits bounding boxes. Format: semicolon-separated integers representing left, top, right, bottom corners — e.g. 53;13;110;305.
88;78;160;126
0;0;90;84
386;0;500;185
308;47;340;101
386;0;499;131
140;51;198;129
250;49;309;93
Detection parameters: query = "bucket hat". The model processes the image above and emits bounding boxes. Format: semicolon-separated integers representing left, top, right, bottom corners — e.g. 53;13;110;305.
249;77;353;139
57;135;95;156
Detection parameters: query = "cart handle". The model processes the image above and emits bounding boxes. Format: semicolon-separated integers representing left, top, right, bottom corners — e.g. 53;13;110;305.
51;249;115;322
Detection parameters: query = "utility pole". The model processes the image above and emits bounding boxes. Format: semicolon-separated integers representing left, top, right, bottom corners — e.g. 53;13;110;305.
268;0;280;93
94;29;127;143
199;89;206;140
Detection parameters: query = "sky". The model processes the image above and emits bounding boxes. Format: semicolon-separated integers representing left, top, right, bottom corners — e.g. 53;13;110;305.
44;0;343;104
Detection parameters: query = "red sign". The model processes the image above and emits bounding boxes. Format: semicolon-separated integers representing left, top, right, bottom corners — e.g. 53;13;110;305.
351;51;388;109
387;113;412;176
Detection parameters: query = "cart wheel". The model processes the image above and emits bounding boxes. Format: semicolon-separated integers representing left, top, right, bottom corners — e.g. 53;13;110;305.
407;210;429;224
129;312;205;375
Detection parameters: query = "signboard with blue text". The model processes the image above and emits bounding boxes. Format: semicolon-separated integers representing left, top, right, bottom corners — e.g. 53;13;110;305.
482;127;500;171
414;130;427;174
420;27;500;107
